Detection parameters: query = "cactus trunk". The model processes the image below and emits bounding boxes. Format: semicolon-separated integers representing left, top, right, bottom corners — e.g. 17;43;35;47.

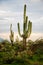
23;38;26;49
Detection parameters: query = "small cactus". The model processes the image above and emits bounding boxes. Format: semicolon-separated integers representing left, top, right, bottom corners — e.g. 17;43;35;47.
17;4;32;49
10;24;14;46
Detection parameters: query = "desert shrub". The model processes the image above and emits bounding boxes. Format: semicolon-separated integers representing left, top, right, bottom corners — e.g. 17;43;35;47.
3;57;14;64
0;52;3;58
32;48;43;62
1;51;15;64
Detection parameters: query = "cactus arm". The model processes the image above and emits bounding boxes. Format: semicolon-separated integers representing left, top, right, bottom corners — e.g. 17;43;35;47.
28;21;32;33
10;24;12;32
24;16;28;35
17;23;22;37
26;16;28;30
28;21;30;32
27;21;32;37
10;32;14;42
30;22;32;34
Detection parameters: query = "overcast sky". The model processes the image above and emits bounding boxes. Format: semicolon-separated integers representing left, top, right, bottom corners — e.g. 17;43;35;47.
0;0;43;33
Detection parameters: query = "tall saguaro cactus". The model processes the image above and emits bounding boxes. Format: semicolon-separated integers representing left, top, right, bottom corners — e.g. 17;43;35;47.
10;24;14;46
17;4;32;48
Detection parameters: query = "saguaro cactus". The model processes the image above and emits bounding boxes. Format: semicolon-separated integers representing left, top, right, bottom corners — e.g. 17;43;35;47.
17;4;32;48
10;24;14;46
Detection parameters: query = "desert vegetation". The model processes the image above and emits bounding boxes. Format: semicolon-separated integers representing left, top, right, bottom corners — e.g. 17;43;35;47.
0;4;43;65
0;38;43;65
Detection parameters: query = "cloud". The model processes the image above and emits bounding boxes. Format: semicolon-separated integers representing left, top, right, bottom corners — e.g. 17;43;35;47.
0;10;23;32
0;0;43;33
36;16;43;22
0;10;23;21
32;16;43;33
31;0;40;2
0;9;43;33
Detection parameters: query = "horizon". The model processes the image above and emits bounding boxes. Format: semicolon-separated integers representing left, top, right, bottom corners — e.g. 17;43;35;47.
0;32;43;41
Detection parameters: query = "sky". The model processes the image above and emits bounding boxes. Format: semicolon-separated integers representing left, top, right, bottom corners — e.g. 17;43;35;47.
0;0;43;33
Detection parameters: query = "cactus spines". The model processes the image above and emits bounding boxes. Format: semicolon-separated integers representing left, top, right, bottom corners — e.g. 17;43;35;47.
10;24;14;46
17;4;32;48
